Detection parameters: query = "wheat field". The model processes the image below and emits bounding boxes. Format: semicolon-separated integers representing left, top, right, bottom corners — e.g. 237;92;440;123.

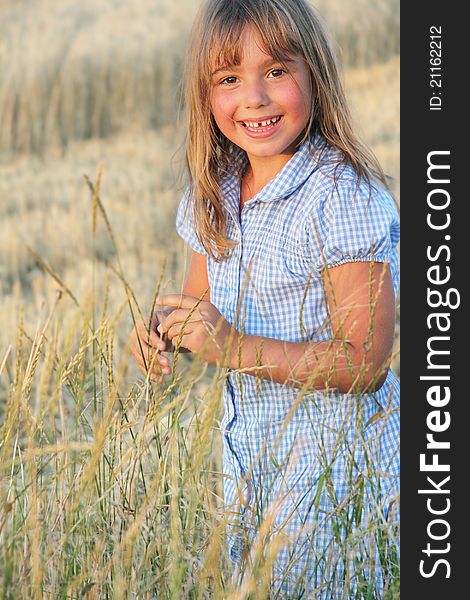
0;1;400;598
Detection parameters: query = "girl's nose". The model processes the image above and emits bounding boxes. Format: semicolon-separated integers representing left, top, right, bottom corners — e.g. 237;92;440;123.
243;79;270;109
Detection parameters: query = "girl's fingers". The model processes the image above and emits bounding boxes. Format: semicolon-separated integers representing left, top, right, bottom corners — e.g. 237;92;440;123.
131;319;172;381
167;322;197;343
135;333;165;354
156;295;200;310
147;352;171;370
131;340;150;362
134;345;171;368
159;309;203;333
136;319;165;350
132;339;164;364
136;355;172;377
144;331;166;351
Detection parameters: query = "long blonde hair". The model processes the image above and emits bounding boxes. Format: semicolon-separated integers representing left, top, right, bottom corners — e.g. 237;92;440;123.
183;0;388;260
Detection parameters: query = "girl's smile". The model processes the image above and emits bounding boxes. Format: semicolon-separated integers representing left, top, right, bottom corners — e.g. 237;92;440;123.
239;115;283;137
210;26;312;170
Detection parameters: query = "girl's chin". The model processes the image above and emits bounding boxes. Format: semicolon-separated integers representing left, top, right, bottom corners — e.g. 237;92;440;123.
239;140;299;160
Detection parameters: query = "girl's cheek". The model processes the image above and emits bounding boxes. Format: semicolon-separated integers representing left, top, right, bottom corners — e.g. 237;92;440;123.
211;91;235;118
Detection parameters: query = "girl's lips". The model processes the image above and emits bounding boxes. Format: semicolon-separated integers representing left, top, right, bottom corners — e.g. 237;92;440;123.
238;115;283;139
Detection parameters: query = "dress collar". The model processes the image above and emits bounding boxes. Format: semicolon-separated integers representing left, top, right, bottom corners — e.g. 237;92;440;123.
220;134;328;216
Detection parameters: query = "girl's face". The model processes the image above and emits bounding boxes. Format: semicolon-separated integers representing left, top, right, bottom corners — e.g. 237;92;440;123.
210;25;312;166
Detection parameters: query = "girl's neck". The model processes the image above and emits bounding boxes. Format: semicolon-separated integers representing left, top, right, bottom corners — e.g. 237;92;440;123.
240;152;294;207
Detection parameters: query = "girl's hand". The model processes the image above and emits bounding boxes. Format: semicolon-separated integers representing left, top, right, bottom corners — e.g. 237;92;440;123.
155;295;237;367
129;313;173;382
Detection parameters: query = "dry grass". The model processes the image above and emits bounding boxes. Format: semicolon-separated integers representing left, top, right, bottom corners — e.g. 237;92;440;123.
346;56;400;192
315;0;399;65
0;0;399;155
0;0;197;154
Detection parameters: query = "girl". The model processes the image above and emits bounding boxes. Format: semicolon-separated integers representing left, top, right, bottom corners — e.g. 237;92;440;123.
130;0;400;596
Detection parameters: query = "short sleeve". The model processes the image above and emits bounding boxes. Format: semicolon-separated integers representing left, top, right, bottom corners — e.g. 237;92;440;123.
175;188;207;255
311;177;400;271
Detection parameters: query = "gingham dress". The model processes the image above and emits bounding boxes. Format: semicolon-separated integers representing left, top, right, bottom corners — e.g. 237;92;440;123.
176;135;400;597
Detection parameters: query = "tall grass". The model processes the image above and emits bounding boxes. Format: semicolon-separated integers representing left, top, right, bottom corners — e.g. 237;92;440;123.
0;0;196;155
315;0;399;66
0;173;399;598
1;167;226;598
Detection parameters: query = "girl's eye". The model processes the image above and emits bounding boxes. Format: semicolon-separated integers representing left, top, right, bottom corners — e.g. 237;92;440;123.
220;76;238;85
269;69;287;78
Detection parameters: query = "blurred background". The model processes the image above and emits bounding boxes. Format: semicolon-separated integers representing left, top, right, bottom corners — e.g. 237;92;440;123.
0;0;400;372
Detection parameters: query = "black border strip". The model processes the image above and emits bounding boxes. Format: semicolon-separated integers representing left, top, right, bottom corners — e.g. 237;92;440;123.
401;2;466;596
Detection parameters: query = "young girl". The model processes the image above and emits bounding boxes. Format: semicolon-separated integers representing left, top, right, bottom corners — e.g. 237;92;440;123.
131;0;400;596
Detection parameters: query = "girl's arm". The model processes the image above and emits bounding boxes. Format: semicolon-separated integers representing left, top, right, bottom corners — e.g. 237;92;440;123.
173;250;210;354
157;261;395;393
181;250;210;300
229;261;395;393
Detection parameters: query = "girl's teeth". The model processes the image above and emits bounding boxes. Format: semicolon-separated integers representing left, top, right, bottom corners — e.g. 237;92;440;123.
244;117;280;129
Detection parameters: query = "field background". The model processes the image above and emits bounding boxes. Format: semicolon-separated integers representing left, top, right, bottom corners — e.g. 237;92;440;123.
0;0;399;597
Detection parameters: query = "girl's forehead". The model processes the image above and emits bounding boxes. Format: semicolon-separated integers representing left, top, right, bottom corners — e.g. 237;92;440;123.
209;23;299;70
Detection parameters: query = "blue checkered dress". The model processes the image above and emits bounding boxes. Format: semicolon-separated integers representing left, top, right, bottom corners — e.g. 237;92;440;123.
176;135;400;597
